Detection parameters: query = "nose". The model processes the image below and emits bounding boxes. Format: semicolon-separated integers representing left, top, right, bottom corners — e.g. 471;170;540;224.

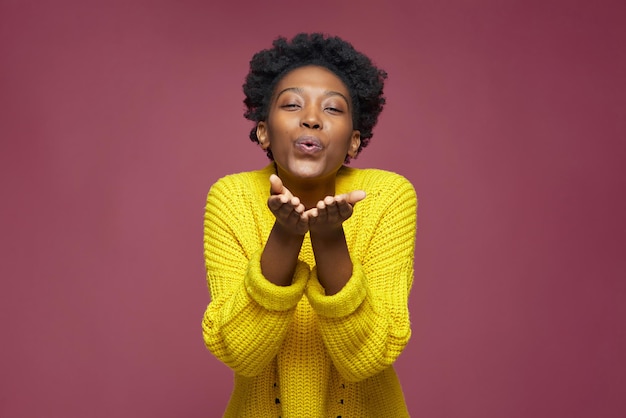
300;106;322;130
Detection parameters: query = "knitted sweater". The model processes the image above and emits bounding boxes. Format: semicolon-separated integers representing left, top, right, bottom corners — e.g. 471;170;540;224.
202;164;417;417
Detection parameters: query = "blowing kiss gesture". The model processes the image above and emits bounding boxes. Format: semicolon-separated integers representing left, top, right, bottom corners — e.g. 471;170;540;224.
261;174;366;295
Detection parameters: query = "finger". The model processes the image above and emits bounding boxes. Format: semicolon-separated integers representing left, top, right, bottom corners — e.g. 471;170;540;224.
268;195;297;219
278;201;300;219
315;200;328;223
296;213;310;235
269;174;285;196
336;199;354;219
346;190;366;205
290;196;303;213
306;208;318;227
267;195;285;211
323;197;342;221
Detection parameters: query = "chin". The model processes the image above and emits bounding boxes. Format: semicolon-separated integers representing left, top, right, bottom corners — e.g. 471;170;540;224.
278;158;342;182
284;161;322;177
292;168;326;180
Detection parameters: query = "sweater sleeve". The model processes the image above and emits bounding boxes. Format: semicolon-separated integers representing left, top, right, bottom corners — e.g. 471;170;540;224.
201;176;308;377
305;174;417;382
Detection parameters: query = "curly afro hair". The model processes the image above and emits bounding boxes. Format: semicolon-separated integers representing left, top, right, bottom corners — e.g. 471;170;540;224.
243;33;387;161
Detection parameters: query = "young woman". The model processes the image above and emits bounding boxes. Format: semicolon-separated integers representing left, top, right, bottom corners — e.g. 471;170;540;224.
202;33;417;417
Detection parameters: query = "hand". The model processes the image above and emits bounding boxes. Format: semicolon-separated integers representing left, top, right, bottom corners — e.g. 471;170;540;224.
267;174;309;236
306;190;366;236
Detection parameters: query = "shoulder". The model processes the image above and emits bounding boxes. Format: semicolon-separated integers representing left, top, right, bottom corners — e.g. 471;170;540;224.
339;167;417;225
207;164;273;201
338;167;416;202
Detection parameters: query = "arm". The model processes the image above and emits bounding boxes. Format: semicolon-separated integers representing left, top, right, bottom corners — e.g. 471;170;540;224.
308;190;366;295
306;175;418;382
260;174;308;286
201;176;308;377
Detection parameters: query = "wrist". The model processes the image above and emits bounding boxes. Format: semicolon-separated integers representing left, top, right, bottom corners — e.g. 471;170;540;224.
310;226;345;245
310;224;345;241
272;221;307;241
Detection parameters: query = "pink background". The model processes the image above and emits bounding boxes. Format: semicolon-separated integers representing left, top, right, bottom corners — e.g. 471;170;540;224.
1;0;625;417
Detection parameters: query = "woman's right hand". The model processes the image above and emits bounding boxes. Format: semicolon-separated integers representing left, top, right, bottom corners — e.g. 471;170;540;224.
267;174;309;236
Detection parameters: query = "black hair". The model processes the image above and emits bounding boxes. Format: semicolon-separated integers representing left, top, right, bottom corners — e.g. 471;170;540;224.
243;33;387;161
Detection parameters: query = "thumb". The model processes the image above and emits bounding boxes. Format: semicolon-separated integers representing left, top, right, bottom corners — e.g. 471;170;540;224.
269;174;284;195
346;190;366;205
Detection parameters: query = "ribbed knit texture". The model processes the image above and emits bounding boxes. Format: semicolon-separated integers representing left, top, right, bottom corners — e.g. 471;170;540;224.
202;164;417;417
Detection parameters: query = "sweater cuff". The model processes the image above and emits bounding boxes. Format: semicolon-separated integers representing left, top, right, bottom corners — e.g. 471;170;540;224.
244;248;309;312
306;259;367;318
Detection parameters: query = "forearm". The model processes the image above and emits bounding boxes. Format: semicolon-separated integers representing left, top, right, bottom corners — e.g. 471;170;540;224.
307;174;418;380
261;222;305;286
310;227;352;295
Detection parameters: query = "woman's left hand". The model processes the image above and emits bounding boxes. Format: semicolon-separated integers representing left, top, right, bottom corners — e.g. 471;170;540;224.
306;190;366;235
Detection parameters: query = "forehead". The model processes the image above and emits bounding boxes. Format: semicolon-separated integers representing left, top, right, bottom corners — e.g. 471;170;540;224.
273;65;350;97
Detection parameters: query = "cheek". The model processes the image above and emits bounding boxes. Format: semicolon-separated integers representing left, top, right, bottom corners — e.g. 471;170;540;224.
332;121;355;140
268;116;296;136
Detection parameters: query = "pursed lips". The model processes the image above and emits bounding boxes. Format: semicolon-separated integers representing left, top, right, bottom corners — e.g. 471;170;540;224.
294;135;323;154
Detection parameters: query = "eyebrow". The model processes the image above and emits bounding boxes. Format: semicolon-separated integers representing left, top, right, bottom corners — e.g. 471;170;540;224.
275;87;351;109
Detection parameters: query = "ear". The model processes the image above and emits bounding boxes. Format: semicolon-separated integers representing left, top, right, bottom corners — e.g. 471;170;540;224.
347;130;361;158
256;122;270;150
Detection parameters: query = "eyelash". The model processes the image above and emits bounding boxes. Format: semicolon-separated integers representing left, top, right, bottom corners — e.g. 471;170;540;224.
281;104;343;113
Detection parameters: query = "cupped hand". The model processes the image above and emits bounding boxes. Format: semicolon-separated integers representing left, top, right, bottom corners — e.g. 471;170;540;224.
306;190;366;235
267;174;309;236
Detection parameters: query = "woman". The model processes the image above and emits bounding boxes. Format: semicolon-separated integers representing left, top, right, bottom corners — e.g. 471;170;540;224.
202;33;417;417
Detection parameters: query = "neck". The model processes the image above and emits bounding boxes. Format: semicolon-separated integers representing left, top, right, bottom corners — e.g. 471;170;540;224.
293;182;336;210
276;166;337;209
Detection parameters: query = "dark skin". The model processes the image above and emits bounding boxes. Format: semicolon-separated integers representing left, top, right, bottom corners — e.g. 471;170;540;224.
257;66;366;295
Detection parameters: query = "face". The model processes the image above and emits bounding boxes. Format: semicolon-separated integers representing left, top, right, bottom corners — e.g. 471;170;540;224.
256;65;360;184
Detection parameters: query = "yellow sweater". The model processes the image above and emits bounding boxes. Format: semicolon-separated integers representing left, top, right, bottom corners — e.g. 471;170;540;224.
202;164;417;417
